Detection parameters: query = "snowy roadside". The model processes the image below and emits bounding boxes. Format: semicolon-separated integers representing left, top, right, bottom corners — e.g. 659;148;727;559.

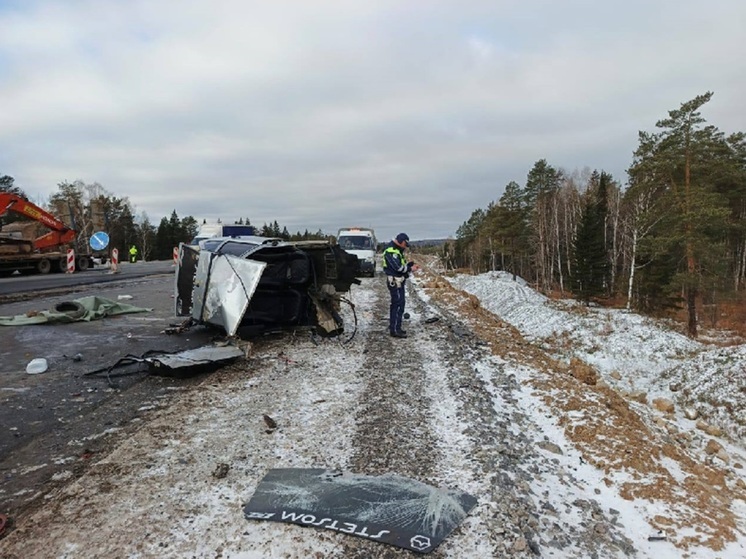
447;270;745;442
1;263;744;558
443;267;746;556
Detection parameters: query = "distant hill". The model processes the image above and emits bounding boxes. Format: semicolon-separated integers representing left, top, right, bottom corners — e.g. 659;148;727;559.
376;238;451;251
410;239;450;248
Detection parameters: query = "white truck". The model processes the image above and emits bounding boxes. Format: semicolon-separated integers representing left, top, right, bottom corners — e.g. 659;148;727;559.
337;227;377;277
190;223;256;247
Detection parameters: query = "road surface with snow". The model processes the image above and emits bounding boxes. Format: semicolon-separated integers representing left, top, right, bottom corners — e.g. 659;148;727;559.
1;258;744;558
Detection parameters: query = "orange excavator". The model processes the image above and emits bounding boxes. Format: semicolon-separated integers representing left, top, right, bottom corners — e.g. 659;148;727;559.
0;193;92;274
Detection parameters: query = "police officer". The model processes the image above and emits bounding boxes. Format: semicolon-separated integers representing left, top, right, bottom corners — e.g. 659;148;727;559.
382;233;418;338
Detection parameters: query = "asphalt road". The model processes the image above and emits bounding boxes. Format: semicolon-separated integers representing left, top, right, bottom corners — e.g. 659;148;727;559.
0;260;177;299
0;263;217;526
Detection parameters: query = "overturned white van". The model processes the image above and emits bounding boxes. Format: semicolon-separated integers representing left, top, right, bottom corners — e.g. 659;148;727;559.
175;237;361;338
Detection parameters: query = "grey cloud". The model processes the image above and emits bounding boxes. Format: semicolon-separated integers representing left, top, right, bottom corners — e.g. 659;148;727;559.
1;0;745;241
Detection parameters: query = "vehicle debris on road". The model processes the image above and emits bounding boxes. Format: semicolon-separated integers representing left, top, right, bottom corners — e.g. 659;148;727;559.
243;468;478;554
84;343;245;387
25;358;48;375
0;296;151;326
174;237;360;338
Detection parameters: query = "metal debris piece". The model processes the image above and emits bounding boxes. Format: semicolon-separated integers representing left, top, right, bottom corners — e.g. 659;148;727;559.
164;317;195;335
647;532;667;541
146;345;243;370
84;344;244;387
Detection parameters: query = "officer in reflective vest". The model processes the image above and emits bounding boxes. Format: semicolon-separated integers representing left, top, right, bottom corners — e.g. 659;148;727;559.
382;233;418;338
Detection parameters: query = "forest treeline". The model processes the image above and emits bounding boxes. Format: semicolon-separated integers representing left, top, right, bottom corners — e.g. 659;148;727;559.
0;177;326;263
444;92;746;337
4;92;743;338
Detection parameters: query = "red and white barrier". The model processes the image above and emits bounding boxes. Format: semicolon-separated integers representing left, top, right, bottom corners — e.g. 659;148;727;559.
173;246;179;266
66;249;75;274
110;248;119;273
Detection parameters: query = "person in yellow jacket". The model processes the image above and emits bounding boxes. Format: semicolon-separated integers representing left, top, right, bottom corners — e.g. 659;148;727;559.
129;245;138;263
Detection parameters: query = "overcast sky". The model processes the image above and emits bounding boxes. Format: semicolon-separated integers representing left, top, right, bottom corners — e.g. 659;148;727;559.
1;1;744;242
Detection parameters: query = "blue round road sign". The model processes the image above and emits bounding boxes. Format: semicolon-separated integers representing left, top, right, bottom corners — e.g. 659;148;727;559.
89;231;110;251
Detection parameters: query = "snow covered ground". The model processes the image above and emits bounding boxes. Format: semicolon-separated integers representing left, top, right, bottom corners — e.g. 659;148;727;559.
1;263;744;558
448;270;745;442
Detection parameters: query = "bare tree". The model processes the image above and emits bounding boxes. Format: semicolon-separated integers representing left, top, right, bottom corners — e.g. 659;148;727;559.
622;185;665;310
136;213;156;262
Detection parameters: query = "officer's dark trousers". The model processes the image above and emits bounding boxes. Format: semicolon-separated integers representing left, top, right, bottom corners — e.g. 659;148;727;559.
388;282;406;334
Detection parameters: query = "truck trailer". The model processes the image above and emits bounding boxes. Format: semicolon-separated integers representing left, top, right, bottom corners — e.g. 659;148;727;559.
0;193;94;275
190;223;256;247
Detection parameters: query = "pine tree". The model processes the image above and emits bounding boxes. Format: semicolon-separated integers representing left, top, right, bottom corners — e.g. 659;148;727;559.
524;159;563;290
628;92;731;336
181;216;199;242
0;175;26;198
492;181;530;279
572;174;609;304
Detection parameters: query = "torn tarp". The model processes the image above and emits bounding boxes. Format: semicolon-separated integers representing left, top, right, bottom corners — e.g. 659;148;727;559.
244;468;478;554
0;296;151;326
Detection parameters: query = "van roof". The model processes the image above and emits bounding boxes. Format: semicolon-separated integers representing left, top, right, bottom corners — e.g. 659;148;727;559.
338;227;374;234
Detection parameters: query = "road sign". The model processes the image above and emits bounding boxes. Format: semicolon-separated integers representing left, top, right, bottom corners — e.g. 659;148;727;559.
89;231;110;251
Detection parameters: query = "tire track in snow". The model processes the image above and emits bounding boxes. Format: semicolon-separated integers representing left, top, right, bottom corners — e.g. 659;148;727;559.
411;290;544;557
342;277;521;558
348;278;439;479
340;278;444;558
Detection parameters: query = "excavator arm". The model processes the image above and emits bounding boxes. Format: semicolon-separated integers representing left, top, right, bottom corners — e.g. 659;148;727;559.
0;193;77;250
